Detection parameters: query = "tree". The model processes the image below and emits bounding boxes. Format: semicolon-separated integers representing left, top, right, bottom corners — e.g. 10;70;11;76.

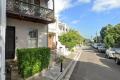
100;24;112;41
112;24;120;47
104;34;115;48
93;36;102;43
59;29;84;50
100;23;120;48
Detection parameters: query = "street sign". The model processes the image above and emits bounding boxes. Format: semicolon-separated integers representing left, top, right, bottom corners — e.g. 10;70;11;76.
0;0;6;80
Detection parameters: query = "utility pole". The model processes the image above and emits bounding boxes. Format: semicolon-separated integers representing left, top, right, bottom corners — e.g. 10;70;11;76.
96;32;98;43
91;35;93;41
0;0;6;80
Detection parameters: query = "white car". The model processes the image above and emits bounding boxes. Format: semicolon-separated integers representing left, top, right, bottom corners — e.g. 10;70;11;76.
105;48;116;59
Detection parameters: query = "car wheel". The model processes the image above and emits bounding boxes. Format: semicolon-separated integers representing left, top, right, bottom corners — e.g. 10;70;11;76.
115;58;120;65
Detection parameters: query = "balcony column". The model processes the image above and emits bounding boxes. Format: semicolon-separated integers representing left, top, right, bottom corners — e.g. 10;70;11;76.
52;0;55;13
0;0;6;80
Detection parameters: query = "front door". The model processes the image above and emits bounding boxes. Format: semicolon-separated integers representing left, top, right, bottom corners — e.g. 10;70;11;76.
5;26;15;59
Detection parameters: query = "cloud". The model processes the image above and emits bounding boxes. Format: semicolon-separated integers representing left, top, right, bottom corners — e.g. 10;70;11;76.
92;0;120;12
72;20;80;24
50;0;120;17
54;0;73;17
78;0;91;3
53;0;91;17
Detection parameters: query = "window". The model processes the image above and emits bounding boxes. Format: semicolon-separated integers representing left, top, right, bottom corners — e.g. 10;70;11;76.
28;29;38;48
29;29;38;38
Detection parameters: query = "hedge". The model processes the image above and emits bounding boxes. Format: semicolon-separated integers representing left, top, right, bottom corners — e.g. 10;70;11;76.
17;47;51;78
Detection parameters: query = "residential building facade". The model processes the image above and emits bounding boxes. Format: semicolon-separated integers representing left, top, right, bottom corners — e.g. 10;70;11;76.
0;0;55;79
48;18;70;55
6;0;55;59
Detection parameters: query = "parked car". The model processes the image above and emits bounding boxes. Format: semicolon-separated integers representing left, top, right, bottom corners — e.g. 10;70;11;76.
92;43;101;49
92;43;98;49
114;48;120;65
105;48;116;59
98;46;106;53
96;44;101;49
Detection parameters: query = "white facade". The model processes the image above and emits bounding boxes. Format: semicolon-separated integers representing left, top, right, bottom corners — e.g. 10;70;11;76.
5;0;54;60
5;18;48;60
58;22;69;36
48;19;70;55
0;0;54;79
48;19;69;42
57;21;70;55
7;18;48;49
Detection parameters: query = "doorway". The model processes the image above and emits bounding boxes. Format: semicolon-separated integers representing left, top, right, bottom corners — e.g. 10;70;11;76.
5;26;15;59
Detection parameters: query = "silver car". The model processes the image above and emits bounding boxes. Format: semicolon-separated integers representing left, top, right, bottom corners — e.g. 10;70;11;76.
98;46;106;53
114;48;120;64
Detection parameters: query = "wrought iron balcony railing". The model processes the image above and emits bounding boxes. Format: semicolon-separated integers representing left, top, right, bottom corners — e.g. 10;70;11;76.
7;0;55;23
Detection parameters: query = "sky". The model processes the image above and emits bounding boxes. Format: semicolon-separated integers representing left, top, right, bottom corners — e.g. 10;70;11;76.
53;0;120;39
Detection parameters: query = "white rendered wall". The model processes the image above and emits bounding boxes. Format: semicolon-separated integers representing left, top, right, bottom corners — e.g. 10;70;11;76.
7;18;48;48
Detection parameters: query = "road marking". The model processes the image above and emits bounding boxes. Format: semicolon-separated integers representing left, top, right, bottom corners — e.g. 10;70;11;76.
63;50;82;80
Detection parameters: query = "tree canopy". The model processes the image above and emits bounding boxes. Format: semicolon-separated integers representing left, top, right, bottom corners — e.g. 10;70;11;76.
93;36;102;43
59;29;84;50
100;24;112;41
100;23;120;48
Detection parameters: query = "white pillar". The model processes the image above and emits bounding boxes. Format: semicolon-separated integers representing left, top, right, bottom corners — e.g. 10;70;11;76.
0;0;6;80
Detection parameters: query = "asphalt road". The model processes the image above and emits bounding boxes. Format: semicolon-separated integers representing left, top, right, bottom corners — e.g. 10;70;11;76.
70;46;120;80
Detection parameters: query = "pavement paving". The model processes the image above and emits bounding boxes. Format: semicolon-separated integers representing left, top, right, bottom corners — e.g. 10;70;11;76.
42;48;80;80
70;46;120;80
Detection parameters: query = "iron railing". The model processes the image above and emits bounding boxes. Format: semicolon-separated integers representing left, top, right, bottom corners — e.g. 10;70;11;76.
7;0;54;22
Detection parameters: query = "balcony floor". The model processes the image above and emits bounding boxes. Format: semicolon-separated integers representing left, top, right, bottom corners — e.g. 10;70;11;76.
7;11;55;24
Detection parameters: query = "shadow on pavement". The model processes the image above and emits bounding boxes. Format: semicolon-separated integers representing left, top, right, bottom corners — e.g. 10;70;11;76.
70;47;120;80
92;48;120;72
84;50;96;53
96;52;106;58
99;58;120;72
83;46;98;53
70;60;120;80
82;47;93;50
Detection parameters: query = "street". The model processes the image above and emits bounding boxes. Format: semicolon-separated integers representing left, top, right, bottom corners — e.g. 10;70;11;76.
70;46;120;80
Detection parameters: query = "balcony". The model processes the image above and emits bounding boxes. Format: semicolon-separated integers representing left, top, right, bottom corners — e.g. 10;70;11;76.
7;0;55;24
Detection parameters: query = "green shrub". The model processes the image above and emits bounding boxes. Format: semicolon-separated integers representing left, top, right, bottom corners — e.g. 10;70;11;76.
32;61;41;74
17;48;51;78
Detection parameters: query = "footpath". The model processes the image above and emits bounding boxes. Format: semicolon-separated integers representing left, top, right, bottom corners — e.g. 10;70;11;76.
6;47;82;80
41;47;82;80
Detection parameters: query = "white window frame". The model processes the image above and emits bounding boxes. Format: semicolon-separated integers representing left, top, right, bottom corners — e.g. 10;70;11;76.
28;29;38;48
